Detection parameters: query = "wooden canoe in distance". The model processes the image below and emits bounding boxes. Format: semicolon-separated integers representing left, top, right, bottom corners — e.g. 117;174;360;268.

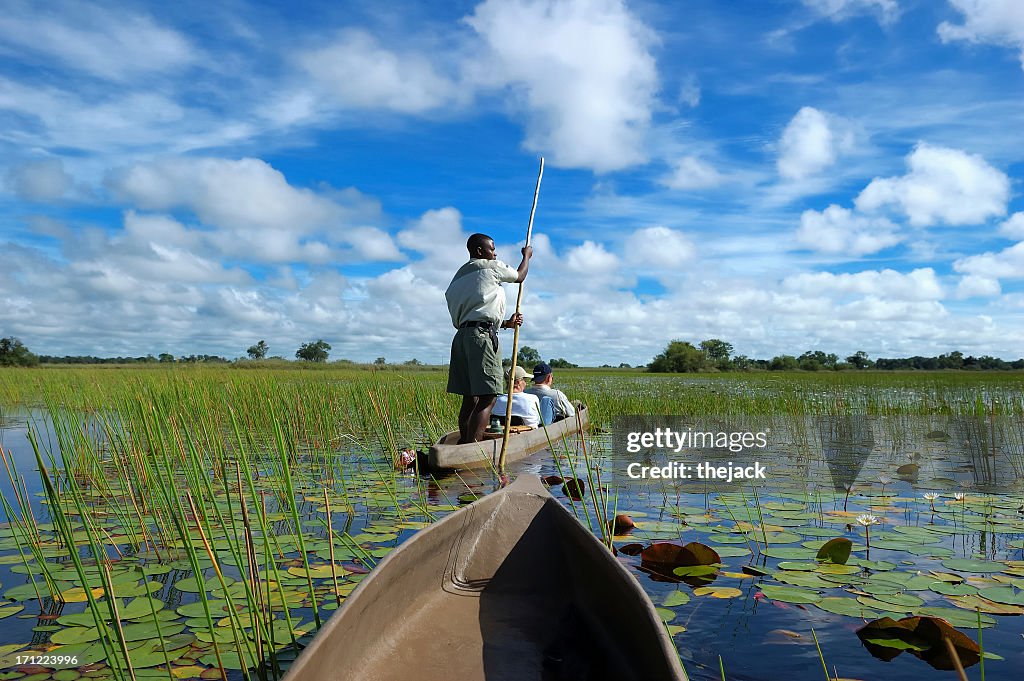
282;475;687;681
427;403;589;471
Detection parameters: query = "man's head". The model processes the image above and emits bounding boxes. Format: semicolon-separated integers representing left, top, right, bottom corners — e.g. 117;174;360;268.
467;233;496;260
506;365;530;392
532;361;553;385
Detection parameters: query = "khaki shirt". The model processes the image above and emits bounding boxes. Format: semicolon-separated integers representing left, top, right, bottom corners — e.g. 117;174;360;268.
445;259;519;327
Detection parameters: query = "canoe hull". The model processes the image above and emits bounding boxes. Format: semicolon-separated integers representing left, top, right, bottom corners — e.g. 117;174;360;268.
427;404;589;471
283;475;686;681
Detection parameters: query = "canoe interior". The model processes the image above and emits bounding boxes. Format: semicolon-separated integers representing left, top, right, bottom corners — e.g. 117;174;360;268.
284;476;685;681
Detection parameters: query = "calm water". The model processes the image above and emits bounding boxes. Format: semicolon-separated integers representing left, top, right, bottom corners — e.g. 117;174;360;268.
1;411;1023;680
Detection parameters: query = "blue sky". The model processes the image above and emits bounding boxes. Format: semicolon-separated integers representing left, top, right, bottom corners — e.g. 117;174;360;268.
1;0;1023;365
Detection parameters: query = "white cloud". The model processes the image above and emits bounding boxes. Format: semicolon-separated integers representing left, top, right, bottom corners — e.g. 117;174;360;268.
660;156;724;190
0;2;195;81
566;240;619;271
69;212;251;290
954;241;1024;278
396;207;466;255
299;29;461;113
782;268;943;301
0;78;250;156
395;207;470;285
104;158;399;266
108;157;338;232
5;158;72;201
855;143;1009;226
999;212;1024;239
6;224;1024;363
956;274;1001;298
939;0;1024;70
122;211;201;251
346;227;402;261
200;288;281;326
801;0;900;24
777;107;853;180
464;0;658;172
206;229;335;264
624;226;696;268
795;204;901;255
838;297;948;322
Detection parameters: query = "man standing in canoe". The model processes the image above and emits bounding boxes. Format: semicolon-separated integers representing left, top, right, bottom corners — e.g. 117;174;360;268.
446;233;532;443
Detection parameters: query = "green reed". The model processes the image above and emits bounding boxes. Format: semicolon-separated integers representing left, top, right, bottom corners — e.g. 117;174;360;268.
1;365;1021;679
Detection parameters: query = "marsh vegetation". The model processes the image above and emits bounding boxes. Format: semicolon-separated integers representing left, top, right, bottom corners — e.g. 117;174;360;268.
0;367;1021;680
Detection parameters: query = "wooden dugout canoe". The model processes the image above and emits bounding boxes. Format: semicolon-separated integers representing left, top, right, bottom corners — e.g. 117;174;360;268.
282;474;687;681
427;403;589;471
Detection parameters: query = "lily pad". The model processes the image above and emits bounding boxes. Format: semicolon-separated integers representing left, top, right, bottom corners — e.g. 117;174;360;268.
977;586;1024;606
815;597;879;618
774;572;833;589
58;586;106;603
693;586;742;599
816;563;860;575
816;537;852;565
286;564;351;580
119;597;166;621
946;594;1024;615
941;559;1006;574
655;607;675;623
173;575;236;593
763;547;818;560
869;593;925;609
672;565;718;578
928;582;978;597
856;616;981;671
915;606;996;628
710;546;751;558
856;596;915;613
760;584;821;604
50;624;108;645
0;604;25;619
641;542;720;568
663;591;691;607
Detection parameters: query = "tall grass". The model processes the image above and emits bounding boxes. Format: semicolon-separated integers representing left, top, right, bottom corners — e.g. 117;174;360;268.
0;365;1020;678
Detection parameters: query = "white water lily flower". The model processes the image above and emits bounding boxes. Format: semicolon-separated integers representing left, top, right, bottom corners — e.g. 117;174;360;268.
856;514;880;526
922;493;939;500
954;492;966;501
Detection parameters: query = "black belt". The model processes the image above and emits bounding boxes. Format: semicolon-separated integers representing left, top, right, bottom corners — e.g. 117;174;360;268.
459;320;499;351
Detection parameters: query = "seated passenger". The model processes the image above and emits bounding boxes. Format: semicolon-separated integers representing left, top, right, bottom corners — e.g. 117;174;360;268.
525;362;576;422
492;365;542;428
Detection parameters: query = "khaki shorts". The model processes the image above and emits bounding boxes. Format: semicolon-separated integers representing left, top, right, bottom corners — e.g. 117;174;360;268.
447;327;503;396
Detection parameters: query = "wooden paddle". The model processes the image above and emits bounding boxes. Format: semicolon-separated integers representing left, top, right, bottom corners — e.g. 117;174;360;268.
499;157;544;473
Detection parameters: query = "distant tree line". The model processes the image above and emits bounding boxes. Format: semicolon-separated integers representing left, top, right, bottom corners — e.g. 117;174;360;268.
38;353;230;365
12;332;1018;372
648;339;1024;373
2;337;338;366
500;346;579;370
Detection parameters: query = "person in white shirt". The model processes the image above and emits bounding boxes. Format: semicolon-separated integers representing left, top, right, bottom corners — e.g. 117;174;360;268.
525;362;576;422
493;366;542;428
445;233;533;443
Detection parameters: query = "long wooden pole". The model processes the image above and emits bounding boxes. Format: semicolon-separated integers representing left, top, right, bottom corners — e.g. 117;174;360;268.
499;157;544;473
